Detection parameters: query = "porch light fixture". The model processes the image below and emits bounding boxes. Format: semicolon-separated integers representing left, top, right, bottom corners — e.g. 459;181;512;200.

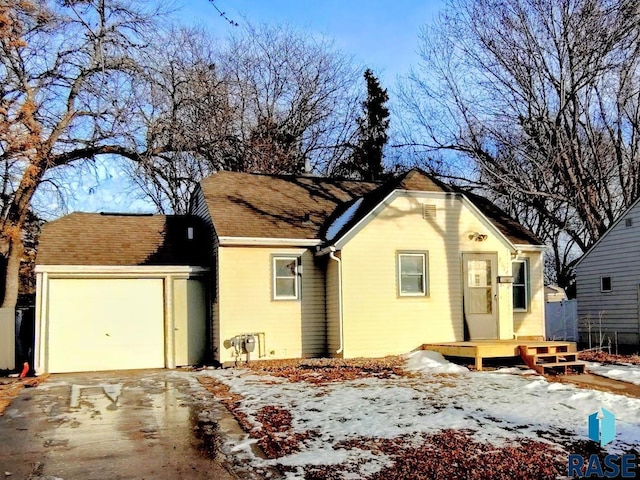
468;232;488;242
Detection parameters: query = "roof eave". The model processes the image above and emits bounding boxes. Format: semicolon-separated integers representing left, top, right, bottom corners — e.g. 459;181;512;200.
217;236;321;247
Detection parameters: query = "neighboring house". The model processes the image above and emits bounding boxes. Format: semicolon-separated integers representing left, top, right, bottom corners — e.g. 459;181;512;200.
34;169;547;372
545;285;568;303
34;214;210;373
575;199;640;349
193;169;546;365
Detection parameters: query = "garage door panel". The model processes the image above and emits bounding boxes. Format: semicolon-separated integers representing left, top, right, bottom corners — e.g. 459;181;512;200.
47;278;165;372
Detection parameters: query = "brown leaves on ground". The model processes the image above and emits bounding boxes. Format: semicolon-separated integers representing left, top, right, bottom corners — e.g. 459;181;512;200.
299;430;565;480
255;405;318;458
0;381;23;415
0;374;49;415
198;376;316;458
243;356;414;384
579;351;640;365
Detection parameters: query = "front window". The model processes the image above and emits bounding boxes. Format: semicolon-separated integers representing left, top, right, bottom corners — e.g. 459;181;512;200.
398;253;428;296
512;260;528;311
273;256;299;300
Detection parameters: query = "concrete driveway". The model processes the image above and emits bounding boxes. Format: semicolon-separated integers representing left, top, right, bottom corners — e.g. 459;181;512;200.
0;369;248;479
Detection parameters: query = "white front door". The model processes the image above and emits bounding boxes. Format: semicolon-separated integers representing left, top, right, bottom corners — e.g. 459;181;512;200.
462;253;498;340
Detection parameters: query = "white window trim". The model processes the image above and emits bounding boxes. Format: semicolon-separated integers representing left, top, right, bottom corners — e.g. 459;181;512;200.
398;252;428;297
512;259;529;312
273;256;299;300
600;276;612;293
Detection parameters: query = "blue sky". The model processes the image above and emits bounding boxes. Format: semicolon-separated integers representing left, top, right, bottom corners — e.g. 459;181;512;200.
46;0;446;216
178;0;444;84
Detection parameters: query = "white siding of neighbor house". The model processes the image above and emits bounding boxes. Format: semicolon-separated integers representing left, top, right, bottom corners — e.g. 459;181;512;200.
576;200;640;347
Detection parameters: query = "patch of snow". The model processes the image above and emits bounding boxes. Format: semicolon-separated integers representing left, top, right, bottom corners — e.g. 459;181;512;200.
325;198;363;241
586;362;640;386
492;367;537;375
405;350;469;374
201;360;640;476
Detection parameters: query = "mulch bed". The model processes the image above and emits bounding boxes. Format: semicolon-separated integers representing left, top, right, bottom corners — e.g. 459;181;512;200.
240;356;415;385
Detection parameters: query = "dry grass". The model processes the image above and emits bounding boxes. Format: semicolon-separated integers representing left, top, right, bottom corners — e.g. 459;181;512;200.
296;430;566;480
579;351;640;365
198;376;317;457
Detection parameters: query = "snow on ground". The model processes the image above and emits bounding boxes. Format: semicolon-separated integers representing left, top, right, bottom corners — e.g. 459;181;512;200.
586;361;640;386
201;351;640;475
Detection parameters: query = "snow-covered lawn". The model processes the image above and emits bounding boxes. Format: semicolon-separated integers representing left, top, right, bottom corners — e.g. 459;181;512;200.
586;362;640;386
200;351;640;479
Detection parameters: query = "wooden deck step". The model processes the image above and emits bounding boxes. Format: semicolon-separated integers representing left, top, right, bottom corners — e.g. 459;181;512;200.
518;345;586;375
534;353;578;363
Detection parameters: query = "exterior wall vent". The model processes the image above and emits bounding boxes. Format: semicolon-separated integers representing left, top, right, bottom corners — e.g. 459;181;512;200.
422;204;437;219
626;218;633;227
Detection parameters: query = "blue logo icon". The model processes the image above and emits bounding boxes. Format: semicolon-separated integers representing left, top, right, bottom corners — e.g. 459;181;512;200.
588;407;615;447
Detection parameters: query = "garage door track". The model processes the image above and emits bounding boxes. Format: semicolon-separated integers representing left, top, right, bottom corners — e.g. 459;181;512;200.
0;370;242;479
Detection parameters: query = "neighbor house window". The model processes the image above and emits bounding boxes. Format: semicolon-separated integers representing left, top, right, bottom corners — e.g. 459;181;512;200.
398;252;428;296
273;256;299;300
601;276;612;292
512;260;528;311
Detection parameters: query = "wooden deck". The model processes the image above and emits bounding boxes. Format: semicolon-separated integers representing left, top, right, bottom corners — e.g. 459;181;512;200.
422;340;578;371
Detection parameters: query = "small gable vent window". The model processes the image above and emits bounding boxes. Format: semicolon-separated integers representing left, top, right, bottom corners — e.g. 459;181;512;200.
422;204;437;219
626;218;633;227
601;276;612;292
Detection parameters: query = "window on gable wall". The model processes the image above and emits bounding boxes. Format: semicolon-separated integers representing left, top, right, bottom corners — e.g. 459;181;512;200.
601;276;612;292
512;260;528;311
273;256;299;300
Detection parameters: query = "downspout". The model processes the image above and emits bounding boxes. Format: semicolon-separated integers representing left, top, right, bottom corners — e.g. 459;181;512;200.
329;247;344;354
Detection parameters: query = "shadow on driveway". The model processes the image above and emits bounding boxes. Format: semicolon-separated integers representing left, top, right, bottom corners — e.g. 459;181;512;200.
0;369;250;479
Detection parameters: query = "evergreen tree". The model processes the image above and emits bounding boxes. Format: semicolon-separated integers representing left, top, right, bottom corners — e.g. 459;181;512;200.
350;69;390;181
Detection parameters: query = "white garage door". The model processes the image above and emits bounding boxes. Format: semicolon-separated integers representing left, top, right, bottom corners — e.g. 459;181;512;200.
47;278;165;372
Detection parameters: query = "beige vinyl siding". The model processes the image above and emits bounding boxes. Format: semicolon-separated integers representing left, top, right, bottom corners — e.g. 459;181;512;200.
326;254;341;357
338;193;517;358
217;246;326;363
576;202;640;345
513;252;545;338
173;278;207;366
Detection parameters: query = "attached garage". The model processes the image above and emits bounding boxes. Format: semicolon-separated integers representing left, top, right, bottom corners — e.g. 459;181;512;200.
34;213;210;374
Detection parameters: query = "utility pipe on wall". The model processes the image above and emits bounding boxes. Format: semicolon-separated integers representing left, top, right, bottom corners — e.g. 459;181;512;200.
329;247;344;354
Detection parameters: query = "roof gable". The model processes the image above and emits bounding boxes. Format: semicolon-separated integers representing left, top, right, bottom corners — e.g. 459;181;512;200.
37;213;210;266
574;195;640;270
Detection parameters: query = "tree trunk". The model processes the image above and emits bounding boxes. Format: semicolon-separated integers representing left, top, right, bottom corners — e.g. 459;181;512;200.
1;238;24;309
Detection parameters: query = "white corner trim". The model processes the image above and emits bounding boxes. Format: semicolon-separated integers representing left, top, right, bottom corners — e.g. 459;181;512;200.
34;265;209;277
218;236;321;247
